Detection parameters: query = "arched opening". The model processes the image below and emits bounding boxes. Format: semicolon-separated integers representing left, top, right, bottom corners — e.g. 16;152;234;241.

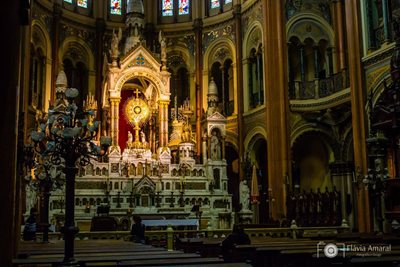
29;47;46;110
63;58;89;108
292;132;334;191
247;136;268;224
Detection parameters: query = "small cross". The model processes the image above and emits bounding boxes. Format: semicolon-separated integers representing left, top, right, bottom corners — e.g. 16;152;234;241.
134;88;140;98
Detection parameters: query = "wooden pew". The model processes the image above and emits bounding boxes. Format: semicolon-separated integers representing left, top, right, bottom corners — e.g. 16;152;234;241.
118;257;224;266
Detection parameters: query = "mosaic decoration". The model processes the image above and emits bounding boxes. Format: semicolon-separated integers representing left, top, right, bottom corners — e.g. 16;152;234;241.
77;0;88;8
162;0;173;16
110;0;122;15
64;0;73;3
179;0;189;15
211;0;220;9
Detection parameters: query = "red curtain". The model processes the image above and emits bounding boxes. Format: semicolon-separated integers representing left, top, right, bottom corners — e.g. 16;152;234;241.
119;90;135;150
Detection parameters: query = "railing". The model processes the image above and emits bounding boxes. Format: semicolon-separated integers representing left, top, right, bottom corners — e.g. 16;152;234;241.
289;70;349;100
30;225;349;251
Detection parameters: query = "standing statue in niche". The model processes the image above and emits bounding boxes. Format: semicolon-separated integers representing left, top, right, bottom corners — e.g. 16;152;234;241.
110;28;122;59
239;180;250;211
159;31;167;64
210;131;221;160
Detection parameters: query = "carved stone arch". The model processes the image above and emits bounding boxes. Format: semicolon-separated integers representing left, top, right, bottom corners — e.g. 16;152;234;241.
203;37;236;71
114;66;168;100
31;21;51;58
167;53;188;74
243;22;264;58
367;71;391;112
59;36;95;72
209;125;224;137
225;130;238;153
244;126;267;152
30;20;53;111
291;127;338;162
287;14;334;46
167;45;192;71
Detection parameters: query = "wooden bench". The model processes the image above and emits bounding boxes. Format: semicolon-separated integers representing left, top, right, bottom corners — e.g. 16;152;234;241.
118;257;224;266
12;257;63;267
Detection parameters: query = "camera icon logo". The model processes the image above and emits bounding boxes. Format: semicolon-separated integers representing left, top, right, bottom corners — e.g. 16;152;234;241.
317;241;345;258
324;243;338;258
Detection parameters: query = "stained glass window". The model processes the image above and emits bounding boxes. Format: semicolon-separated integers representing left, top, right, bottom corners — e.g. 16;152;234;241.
179;0;189;15
225;0;232;4
211;0;220;9
110;0;122;15
162;0;174;16
64;0;73;3
77;0;88;8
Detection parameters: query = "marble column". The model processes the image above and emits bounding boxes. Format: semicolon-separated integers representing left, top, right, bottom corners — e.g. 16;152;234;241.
233;4;245;180
262;0;290;220
163;101;169;146
345;0;371;232
159;102;164;148
194;18;203;157
110;98;120;147
333;0;347;70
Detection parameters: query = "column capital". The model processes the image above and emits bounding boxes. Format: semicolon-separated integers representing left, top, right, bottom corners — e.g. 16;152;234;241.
193;18;203;32
232;4;242;19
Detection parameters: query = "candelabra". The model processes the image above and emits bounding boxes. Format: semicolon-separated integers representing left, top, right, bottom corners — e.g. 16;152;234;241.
26;158;63;243
30;87;111;265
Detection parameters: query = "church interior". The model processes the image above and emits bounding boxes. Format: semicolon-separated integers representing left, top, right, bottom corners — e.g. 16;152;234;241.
2;0;400;266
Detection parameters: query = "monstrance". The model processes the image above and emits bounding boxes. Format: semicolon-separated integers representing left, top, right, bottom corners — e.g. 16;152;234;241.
124;89;150;148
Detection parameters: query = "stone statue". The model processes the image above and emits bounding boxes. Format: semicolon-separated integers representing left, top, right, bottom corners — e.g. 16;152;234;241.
140;130;146;144
127;131;133;148
240;180;250;211
210;131;221;160
159;31;167;64
110;28;122;59
26;184;36;214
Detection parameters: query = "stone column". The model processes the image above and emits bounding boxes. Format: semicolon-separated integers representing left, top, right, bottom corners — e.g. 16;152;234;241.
159;102;164;148
333;0;347;70
207;136;211;160
313;46;319;79
194;18;203;157
220;65;225;115
233;4;245;180
299;45;306;83
256;53;262;105
345;0;371;232
221;136;226;160
365;0;377;50
95;18;106;120
110;97;120;147
51;3;62;101
382;0;392;42
149;116;154;153
163;101;169;146
262;0;290;220
0;0;22;265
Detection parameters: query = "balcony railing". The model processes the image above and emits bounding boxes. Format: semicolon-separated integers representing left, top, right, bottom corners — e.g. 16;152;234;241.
289;70;349;100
